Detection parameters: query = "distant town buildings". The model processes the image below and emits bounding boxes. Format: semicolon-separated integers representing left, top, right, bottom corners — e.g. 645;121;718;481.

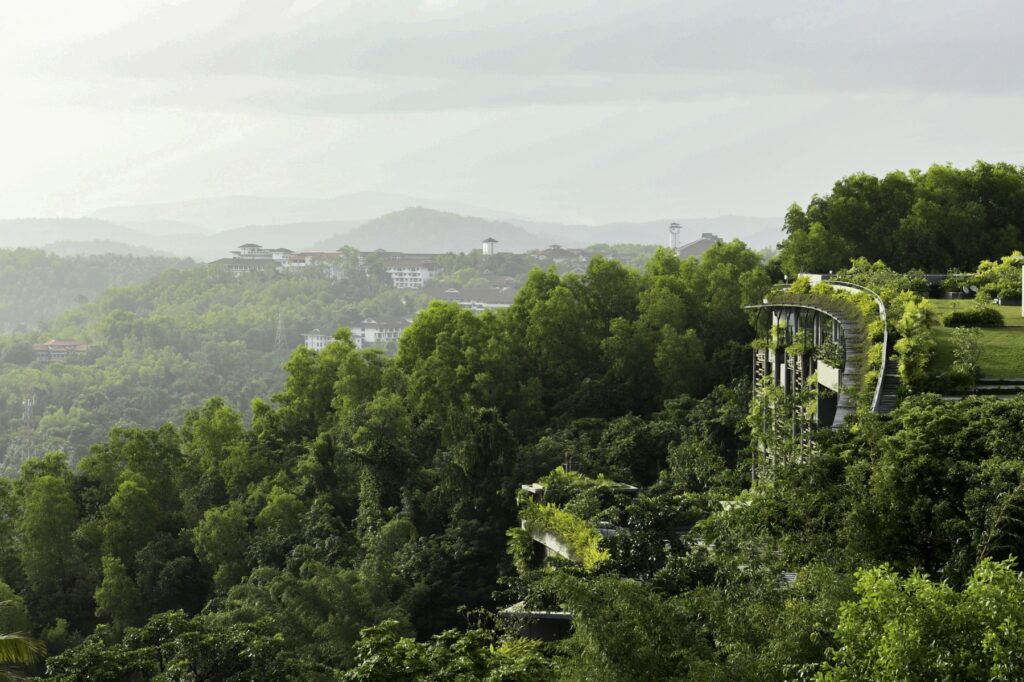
222;227;723;354
33;339;89;363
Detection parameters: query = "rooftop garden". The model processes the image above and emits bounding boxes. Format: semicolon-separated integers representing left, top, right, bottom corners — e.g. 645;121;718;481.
508;468;632;573
930;299;1024;380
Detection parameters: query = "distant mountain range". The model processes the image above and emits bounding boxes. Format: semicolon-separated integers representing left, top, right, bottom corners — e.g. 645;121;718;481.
0;196;783;260
304;208;572;253
89;191;527;231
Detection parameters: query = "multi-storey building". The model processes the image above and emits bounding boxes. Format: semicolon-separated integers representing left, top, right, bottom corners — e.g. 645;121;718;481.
301;329;334;352
747;279;899;469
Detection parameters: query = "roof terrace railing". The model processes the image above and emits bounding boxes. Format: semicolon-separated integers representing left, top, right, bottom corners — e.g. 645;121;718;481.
824;280;888;414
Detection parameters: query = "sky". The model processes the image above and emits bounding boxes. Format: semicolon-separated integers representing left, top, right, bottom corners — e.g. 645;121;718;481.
1;0;1023;224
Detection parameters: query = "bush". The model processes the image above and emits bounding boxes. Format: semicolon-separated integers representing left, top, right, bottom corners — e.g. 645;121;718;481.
893;299;936;392
974;251;1023;299
942;306;1004;328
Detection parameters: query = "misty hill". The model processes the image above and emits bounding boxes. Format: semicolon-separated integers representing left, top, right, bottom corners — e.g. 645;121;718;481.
0;249;190;332
0;218;368;261
0;218;149;249
212;221;363;255
91;192;525;232
0;209;783;262
306;207;575;253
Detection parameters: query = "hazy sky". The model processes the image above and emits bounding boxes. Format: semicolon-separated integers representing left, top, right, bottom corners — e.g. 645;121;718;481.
2;0;1022;224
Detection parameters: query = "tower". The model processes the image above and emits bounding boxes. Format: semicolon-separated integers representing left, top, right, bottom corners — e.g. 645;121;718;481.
482;237;498;256
669;223;682;250
21;395;34;425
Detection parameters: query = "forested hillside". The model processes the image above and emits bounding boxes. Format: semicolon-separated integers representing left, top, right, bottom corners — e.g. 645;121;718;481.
0;249;189;332
0;263;414;474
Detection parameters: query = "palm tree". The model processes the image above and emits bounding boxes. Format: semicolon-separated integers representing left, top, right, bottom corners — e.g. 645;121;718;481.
0;632;44;681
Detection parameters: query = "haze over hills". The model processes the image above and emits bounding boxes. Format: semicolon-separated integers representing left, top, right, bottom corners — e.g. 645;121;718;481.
515;215;784;251
304;207;575;253
0;197;783;261
89;192;527;232
307;209;783;254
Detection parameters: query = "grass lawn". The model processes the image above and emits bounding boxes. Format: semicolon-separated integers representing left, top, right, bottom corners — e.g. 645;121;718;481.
929;300;1024;378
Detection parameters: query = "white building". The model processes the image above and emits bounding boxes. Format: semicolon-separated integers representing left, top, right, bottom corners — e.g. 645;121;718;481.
482;237;498;256
303;317;412;352
349;317;411;348
359;251;441;289
301;329;335;351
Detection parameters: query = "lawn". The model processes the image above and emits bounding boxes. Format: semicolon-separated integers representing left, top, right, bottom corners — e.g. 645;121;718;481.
929;299;1024;378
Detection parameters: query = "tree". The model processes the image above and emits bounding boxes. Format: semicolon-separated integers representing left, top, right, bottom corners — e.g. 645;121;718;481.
18;470;81;627
192;502;250;591
819;559;1024;681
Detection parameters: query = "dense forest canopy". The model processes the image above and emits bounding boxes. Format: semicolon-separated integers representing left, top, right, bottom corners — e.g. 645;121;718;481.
0;242;785;679
778;162;1024;274
3;167;1024;678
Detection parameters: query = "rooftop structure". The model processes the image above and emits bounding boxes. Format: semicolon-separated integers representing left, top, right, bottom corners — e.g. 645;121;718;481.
423;285;519;312
746;280;897;467
675;232;723;259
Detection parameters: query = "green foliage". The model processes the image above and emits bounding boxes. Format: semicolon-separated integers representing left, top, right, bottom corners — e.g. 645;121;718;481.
893;298;936;392
974;251;1023;300
819;559;1024;681
543;572;713;681
837;258;930;300
943;304;1005;327
343;619;552;681
778;163;1024;273
44;610;319;681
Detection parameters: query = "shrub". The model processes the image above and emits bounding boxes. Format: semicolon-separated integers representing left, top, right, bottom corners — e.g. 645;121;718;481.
893;299;936;392
942;306;1004;328
974;251;1023;299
